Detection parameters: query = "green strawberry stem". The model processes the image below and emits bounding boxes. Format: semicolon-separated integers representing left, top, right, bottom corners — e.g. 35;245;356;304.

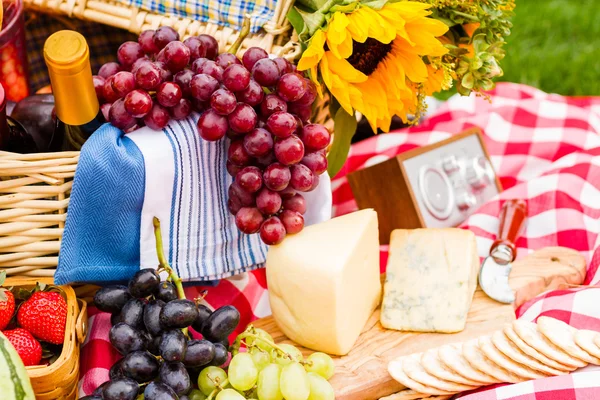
228;16;251;55
153;217;188;337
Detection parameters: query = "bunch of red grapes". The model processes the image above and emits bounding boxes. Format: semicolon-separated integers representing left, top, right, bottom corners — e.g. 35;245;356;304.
95;26;331;246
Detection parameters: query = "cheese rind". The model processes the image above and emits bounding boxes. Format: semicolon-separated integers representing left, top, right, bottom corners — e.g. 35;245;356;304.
380;228;479;333
266;209;382;356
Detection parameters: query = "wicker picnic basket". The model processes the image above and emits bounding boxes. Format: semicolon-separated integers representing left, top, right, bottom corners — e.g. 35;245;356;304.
0;0;333;279
5;276;88;400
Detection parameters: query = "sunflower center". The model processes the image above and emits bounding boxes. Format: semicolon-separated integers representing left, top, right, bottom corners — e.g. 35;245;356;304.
347;38;392;76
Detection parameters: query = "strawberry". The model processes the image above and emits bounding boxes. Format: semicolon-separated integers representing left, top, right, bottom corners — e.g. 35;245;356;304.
0;271;15;330
3;328;42;366
17;291;67;345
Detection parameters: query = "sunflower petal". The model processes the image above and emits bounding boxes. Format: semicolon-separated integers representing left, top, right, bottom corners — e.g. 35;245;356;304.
326;13;351;59
325;52;368;83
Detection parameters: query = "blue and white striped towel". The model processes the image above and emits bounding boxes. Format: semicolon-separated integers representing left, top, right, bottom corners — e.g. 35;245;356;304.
54;113;332;285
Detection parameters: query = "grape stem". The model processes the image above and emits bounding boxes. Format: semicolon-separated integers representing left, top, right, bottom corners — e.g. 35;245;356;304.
228;15;251;55
153;217;188;337
206;378;230;400
233;325;301;363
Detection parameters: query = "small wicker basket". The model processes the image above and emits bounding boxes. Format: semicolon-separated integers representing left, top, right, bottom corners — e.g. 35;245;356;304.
5;276;88;400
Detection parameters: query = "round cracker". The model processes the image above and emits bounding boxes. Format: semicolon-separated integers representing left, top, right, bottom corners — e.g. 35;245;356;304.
403;354;478;393
421;349;486;386
575;330;600;359
537;317;600;364
462;338;525;383
492;330;568;375
388;358;454;396
504;324;575;371
378;389;434;400
513;320;587;368
479;335;549;380
438;343;498;384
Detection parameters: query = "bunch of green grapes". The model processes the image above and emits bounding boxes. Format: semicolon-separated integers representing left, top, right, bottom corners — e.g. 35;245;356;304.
192;326;335;400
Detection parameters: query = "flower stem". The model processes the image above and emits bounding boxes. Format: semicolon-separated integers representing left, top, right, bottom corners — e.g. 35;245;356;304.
228;15;252;55
153;217;188;337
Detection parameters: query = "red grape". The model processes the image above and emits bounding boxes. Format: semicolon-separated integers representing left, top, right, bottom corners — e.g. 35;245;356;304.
263;163;290;191
190;73;220;101
228;197;243;215
170;98;192;120
273;57;292;75
93;75;105;102
307;173;320;191
173;69;194;97
266;112;297;138
197;34;219;60
157;82;183;107
300;124;331;151
98;62;121;79
117;41;144;68
243;128;273;157
124;89;153;118
131;57;151;73
138;30;159;54
228;103;257;133
282;193;306;214
290;164;315;191
229;182;255;206
228;139;252;166
197;109;228;141
279;185;297;199
226;128;246;140
183;37;206;60
103;76;121;103
111;71;136;98
260;94;287;117
280;209;304;234
235;166;263;193
301;151;328;175
227;160;243;178
223;64;250;92
287;102;312;123
216;52;242;69
191;58;208;74
260;217;286;245
153;26;180;50
197;60;224;81
236;80;264;106
242;47;268;71
210;88;237;115
154;61;173;82
277;73;307;102
252;59;280;87
274;135;304;165
156;48;167;63
235;207;264;234
101;103;112;120
109;99;137;130
292;115;304;135
294;80;317;106
163;41;191;73
255;152;277;168
134;62;162;90
256;187;282;215
144;103;170;130
191;98;208;113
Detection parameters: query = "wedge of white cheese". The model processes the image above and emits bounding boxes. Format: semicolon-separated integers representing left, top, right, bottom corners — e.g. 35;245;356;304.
266;209;382;356
381;228;479;333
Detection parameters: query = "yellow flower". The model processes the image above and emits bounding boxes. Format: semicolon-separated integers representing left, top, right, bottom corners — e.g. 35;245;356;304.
297;1;449;132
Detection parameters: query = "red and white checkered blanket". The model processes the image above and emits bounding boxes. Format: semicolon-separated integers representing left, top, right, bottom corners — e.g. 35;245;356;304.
78;83;600;399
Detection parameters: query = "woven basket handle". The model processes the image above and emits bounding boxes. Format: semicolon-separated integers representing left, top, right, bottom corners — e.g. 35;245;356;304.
76;299;88;344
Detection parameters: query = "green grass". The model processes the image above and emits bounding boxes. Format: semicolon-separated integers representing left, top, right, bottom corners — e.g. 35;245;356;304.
497;0;600;95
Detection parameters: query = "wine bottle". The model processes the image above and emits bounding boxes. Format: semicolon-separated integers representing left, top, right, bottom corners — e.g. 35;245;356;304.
0;82;37;153
44;30;105;151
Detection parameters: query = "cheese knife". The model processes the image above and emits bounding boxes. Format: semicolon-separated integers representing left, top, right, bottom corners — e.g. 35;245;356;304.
479;199;528;304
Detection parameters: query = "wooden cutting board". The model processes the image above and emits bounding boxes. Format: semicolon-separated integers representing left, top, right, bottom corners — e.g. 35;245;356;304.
252;247;587;400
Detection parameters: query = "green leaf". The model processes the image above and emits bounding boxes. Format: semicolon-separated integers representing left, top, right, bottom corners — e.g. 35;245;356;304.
295;7;327;37
0;289;6;302
295;0;329;12
462;72;475;89
327;108;357;178
0;270;5;286
287;7;306;37
330;2;360;13
361;0;389;10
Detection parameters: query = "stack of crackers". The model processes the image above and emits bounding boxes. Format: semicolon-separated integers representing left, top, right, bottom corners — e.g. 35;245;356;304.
383;317;600;400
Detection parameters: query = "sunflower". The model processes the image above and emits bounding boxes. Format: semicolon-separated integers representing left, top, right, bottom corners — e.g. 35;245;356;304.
297;2;450;132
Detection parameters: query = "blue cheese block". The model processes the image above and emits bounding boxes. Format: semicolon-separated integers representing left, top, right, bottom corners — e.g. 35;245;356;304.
381;228;480;333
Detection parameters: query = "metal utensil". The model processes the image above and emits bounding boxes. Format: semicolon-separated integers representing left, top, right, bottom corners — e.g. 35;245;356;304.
479;199;528;303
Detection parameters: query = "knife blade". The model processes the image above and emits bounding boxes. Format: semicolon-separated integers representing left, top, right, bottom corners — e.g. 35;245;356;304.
478;199;528;304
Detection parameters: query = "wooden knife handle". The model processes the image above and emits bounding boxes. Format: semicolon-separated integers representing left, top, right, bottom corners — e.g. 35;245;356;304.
491;199;527;260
